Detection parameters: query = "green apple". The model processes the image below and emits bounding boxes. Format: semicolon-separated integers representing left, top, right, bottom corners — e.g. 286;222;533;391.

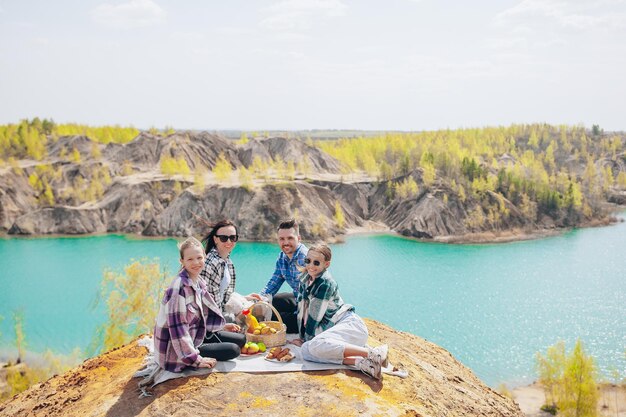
247;342;260;354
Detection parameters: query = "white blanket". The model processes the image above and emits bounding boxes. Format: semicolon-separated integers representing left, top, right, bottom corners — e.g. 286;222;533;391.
134;335;407;393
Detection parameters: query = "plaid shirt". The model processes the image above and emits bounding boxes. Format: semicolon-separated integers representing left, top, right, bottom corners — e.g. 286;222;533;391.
261;243;308;297
154;269;225;372
199;248;236;311
297;269;354;342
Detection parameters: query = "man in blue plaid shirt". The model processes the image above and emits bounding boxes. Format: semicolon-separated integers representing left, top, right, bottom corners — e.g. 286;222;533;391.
249;219;308;333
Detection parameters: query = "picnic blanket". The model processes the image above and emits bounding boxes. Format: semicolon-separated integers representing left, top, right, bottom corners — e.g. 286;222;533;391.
134;335;407;394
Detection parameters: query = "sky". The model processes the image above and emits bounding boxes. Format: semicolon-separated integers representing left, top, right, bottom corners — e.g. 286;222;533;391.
1;0;625;131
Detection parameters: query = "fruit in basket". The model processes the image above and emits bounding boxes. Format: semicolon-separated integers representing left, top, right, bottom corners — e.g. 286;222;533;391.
243;309;260;333
247;342;260;354
257;342;266;352
270;328;277;334
261;327;271;335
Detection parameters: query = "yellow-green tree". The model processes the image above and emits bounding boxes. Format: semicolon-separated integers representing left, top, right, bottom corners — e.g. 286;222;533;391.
160;156;191;176
43;182;55;206
310;215;328;239
239;166;254;191
273;155;286;180
193;167;206;192
70;147;81;163
13;310;26;363
251;156;266;179
601;166;614;192
334;201;345;228
91;142;102;159
519;192;537;220
464;206;486;230
535;340;566;410
92;259;168;353
617;171;626;188
559;340;599;417
360;152;379;178
55;123;138;144
286;161;296;180
535;340;599;417
395;177;419;199
237;132;249;145
528;130;539;148
121;160;134;176
421;161;436;186
0;312;80;402
298;158;312;179
213;153;232;183
544;141;557;172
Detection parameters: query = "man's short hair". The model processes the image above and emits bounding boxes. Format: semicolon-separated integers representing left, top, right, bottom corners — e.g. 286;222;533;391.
278;219;299;236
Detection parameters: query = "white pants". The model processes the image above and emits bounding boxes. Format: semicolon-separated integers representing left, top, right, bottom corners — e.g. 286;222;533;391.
301;312;369;365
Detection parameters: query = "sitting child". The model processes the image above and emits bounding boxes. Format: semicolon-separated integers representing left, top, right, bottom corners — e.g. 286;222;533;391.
154;237;245;373
288;243;388;380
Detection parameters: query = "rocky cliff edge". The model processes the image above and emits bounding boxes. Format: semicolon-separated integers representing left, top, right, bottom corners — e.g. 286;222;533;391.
0;320;523;417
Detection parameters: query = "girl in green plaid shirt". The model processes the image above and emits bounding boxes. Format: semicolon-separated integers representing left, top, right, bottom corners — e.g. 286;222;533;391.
289;243;388;380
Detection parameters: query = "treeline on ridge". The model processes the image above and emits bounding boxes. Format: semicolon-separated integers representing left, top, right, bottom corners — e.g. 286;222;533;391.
1;119;625;239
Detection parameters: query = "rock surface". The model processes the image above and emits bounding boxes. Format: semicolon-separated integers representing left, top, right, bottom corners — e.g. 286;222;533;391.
1;131;624;241
0;320;523;417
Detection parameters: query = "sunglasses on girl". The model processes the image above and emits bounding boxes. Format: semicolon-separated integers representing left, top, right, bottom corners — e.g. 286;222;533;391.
215;234;239;242
304;258;322;266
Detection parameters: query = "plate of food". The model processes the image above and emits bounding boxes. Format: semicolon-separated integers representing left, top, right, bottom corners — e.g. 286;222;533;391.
264;347;295;362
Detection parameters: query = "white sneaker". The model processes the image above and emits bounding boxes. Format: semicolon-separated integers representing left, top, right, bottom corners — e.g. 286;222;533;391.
356;357;382;380
369;344;388;368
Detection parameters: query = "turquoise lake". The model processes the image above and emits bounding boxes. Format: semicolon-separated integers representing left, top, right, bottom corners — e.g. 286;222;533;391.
1;215;625;387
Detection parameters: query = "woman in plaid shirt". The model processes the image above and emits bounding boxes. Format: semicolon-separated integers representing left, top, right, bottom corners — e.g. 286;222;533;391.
289;243;388;380
200;219;239;312
154;237;245;373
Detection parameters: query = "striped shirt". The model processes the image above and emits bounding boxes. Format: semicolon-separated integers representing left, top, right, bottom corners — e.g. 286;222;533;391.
153;269;225;372
261;243;308;297
199;248;236;311
296;269;354;342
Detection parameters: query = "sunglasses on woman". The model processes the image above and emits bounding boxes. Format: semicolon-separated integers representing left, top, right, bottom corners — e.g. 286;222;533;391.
304;258;322;266
215;234;239;243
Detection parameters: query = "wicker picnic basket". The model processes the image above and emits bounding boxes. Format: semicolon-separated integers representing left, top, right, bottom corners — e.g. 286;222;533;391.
244;301;286;348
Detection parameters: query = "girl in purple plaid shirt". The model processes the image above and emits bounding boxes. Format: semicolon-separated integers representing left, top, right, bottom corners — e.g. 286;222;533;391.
153;237;245;373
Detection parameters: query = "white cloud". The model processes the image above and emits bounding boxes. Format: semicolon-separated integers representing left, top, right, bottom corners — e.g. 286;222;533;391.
91;0;166;29
260;0;347;32
495;0;626;31
490;0;626;54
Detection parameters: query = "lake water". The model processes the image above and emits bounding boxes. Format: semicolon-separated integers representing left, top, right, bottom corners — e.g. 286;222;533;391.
1;215;625;387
